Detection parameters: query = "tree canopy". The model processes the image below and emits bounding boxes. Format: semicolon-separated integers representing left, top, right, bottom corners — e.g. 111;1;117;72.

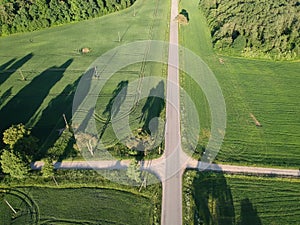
42;158;54;178
199;0;300;59
2;123;38;158
0;0;136;36
0;149;29;179
3;123;30;148
0;124;38;178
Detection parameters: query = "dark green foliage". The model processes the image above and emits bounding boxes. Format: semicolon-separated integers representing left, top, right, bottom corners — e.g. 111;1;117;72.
2;123;30;149
199;0;300;59
41;158;54;178
0;0;136;36
1;123;38;161
0;149;29;179
0;124;39;178
47;129;77;161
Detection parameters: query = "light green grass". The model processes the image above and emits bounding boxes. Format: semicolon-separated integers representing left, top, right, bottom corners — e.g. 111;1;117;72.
183;170;300;225
179;0;300;167
0;0;170;157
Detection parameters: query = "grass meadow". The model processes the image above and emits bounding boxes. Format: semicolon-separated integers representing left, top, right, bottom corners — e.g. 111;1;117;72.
0;170;161;225
0;187;155;225
183;170;300;225
0;0;170;158
179;0;300;168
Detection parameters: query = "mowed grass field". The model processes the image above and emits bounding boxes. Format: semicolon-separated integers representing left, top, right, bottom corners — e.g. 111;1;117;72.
0;0;170;155
183;171;300;225
179;0;300;167
0;187;154;225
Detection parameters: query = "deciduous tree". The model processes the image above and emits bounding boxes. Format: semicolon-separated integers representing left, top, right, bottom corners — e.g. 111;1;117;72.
0;149;29;179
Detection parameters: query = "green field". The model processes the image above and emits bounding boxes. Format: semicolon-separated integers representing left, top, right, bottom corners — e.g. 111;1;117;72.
183;170;300;225
0;187;155;225
0;0;170;158
0;169;161;224
179;0;300;167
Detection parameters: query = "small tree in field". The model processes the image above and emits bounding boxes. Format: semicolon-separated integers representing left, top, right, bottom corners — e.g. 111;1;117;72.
127;160;142;183
42;158;54;178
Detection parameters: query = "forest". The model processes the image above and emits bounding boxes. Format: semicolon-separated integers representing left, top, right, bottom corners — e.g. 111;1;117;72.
199;0;300;59
0;0;135;36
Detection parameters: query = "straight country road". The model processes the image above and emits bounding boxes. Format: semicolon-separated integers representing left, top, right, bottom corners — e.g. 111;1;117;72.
161;0;183;223
32;160;300;178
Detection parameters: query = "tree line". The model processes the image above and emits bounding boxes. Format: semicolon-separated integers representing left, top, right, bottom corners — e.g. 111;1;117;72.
199;0;300;60
0;0;135;36
0;123;77;179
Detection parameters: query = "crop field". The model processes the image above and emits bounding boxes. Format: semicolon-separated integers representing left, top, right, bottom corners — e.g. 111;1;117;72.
0;0;170;158
179;0;300;167
183;170;300;225
0;187;154;225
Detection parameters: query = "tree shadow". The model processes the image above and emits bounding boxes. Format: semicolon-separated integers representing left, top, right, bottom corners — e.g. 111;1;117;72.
72;67;94;114
32;75;80;157
0;54;33;86
0;58;16;71
0;59;73;140
140;80;165;134
0;87;12;107
103;80;129;117
237;198;262;225
180;9;190;21
191;170;235;225
57;131;77;162
100;80;128;139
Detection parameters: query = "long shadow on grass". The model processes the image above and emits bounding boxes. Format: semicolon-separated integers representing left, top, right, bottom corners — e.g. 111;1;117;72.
191;170;235;225
73;68;97;133
0;58;16;71
100;80;128;139
140;80;165;134
0;87;12;107
0;59;73;140
32;76;80;158
0;54;33;86
237;198;262;225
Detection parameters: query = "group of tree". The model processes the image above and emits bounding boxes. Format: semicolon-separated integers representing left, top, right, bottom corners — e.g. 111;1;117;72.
199;0;300;59
0;123;79;179
0;124;38;179
0;0;136;36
